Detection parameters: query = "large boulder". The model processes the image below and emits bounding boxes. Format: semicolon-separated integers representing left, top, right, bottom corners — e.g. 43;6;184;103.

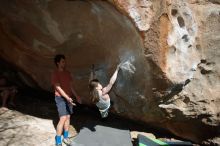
0;0;219;144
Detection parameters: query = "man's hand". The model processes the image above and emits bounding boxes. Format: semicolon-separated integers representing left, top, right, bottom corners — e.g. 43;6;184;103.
69;101;76;106
67;97;73;103
67;97;76;106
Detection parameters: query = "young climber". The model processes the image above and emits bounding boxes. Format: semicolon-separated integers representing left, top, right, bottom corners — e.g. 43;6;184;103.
51;54;81;146
89;64;120;119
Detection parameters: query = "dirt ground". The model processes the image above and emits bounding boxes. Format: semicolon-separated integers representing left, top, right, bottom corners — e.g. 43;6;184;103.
0;90;195;146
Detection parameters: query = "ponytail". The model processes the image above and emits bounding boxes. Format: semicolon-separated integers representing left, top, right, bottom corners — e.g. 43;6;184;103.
91;89;99;103
89;79;100;104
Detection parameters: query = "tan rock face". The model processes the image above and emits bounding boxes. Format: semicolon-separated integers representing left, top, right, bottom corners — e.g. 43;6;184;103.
0;0;219;144
0;0;146;97
0;108;56;146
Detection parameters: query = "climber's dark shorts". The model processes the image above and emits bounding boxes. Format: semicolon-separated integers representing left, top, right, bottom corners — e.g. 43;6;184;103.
55;96;73;117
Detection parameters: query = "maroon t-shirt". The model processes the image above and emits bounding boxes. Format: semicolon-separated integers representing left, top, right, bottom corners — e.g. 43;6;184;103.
51;70;73;97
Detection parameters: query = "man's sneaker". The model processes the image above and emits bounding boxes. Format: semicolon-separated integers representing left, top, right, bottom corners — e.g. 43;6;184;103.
56;144;62;146
63;137;72;146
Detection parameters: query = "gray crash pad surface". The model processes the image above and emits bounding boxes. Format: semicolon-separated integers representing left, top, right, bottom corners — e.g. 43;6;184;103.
70;122;132;146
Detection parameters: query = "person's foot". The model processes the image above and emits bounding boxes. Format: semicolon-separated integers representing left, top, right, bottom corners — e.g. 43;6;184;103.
63;137;72;146
56;144;62;146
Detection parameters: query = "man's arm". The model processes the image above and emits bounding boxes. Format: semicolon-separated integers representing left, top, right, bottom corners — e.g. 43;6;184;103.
51;72;74;105
55;83;75;105
102;66;120;95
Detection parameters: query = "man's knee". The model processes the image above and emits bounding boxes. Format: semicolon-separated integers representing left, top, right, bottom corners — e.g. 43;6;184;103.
66;115;70;119
59;115;68;122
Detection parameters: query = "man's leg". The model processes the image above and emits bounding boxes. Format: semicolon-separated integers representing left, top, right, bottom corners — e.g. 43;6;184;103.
8;87;17;107
1;90;9;108
63;115;70;137
56;115;67;145
63;115;72;145
63;102;73;145
63;115;70;139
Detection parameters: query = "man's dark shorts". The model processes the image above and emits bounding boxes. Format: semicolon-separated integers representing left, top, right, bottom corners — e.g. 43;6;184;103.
55;96;73;117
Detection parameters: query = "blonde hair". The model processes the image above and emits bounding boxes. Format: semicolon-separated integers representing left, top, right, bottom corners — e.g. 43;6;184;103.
89;79;100;103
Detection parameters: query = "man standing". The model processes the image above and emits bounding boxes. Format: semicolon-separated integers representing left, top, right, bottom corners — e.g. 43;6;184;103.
51;54;81;146
0;75;17;109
